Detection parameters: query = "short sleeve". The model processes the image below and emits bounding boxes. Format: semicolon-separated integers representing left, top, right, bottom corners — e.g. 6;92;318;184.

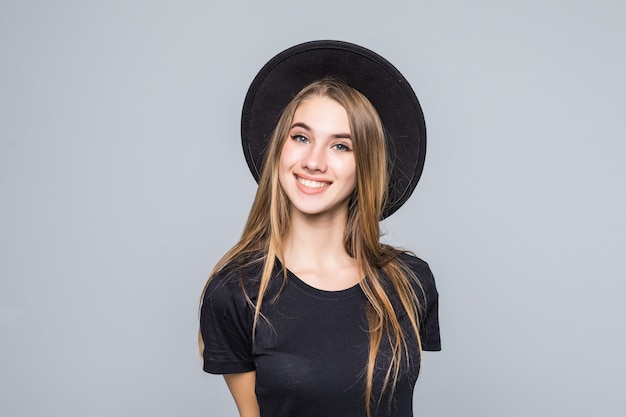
400;253;441;351
200;268;255;374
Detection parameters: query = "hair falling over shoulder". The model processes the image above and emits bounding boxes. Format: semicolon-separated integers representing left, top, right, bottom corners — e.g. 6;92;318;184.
199;79;424;417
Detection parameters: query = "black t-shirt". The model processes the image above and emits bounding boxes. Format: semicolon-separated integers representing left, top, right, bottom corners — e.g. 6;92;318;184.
200;253;440;417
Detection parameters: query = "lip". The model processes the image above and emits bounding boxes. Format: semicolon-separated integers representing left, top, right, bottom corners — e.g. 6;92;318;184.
294;174;331;195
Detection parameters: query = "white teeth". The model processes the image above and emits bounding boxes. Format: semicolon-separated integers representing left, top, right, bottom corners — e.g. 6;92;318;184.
297;176;330;189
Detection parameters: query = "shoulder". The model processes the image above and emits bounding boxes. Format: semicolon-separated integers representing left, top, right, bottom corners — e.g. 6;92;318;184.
397;252;436;286
203;258;264;308
397;252;432;275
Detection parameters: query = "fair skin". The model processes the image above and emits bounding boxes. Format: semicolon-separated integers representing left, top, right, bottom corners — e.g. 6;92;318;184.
224;96;362;415
223;372;260;417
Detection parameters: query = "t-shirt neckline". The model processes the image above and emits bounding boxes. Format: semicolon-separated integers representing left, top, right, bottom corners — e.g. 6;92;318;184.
274;258;363;300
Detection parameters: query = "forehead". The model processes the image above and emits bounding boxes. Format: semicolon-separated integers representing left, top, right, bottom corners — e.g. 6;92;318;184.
292;96;350;131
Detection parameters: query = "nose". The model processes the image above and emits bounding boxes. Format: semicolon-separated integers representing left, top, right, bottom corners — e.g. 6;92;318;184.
302;143;327;172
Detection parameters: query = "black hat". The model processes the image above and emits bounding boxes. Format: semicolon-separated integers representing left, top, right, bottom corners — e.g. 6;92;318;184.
241;40;426;218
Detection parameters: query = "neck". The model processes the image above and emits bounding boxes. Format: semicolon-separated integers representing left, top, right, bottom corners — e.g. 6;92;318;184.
280;205;360;290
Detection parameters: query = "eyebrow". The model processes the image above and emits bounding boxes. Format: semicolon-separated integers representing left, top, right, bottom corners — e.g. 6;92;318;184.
290;122;352;139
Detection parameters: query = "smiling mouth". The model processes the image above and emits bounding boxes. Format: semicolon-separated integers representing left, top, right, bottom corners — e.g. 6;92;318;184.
296;176;331;189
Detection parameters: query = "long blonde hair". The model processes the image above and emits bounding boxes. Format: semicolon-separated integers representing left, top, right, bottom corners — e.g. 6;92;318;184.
200;79;423;416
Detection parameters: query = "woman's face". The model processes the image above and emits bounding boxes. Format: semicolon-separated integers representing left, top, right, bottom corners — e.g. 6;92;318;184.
278;96;357;218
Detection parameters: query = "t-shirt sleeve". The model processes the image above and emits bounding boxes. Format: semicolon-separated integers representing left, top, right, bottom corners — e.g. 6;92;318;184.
419;275;441;352
200;268;255;374
402;254;442;351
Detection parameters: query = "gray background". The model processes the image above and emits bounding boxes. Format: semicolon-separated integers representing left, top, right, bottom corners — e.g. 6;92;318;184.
1;1;624;416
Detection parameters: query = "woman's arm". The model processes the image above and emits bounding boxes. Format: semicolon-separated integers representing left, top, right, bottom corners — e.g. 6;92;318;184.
223;371;260;417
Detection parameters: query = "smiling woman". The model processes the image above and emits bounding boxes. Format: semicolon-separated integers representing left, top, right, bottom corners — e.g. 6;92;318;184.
199;41;440;417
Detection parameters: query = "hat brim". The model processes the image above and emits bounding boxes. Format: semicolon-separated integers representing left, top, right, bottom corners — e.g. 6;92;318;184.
241;40;426;219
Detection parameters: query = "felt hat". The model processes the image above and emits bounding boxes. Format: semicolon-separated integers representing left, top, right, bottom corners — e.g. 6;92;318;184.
241;40;426;218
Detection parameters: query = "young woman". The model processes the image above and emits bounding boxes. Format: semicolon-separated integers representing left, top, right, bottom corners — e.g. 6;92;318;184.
200;41;440;417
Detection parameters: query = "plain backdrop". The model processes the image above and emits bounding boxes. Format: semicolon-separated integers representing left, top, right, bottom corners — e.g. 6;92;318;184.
1;1;625;416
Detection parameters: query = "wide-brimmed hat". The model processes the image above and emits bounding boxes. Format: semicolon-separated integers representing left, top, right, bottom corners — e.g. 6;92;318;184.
241;40;426;219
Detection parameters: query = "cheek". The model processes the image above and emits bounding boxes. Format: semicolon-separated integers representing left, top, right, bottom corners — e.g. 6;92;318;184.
343;158;357;185
279;140;296;167
278;144;296;183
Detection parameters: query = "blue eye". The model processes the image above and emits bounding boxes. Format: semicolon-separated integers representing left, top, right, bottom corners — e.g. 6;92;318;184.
291;134;309;143
332;143;351;152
